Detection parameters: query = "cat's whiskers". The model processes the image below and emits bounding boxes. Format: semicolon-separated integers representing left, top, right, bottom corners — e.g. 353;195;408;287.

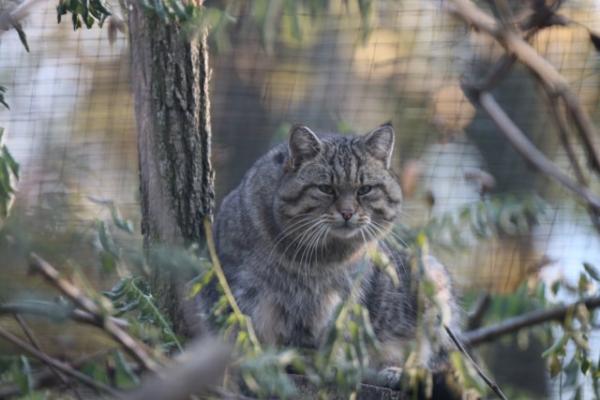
273;218;318;267
363;223;378;244
299;223;328;277
314;224;330;262
302;224;321;266
272;214;315;243
284;217;324;267
267;215;318;262
297;224;317;270
358;227;369;253
307;224;331;279
313;225;330;277
370;220;409;249
300;223;327;280
366;221;408;275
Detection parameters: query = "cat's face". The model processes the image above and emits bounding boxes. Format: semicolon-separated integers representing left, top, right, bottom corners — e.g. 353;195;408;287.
275;124;403;248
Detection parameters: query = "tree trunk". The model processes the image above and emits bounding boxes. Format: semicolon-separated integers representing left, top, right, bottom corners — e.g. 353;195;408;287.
128;4;214;337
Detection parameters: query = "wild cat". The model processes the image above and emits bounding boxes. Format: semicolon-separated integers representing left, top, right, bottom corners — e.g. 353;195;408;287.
203;123;457;369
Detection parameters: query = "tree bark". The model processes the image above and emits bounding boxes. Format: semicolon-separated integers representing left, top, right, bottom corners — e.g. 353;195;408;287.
128;3;214;337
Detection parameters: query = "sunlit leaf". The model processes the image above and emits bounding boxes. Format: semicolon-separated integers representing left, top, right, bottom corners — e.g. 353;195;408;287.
549;354;562;378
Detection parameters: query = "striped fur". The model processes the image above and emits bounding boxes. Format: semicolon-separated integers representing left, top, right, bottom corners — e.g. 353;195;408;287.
199;124;457;368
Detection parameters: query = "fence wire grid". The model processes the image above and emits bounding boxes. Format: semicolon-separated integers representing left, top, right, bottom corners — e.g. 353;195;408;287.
1;0;600;396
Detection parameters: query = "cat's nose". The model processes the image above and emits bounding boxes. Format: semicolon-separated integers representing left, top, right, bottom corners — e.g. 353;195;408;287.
340;210;353;221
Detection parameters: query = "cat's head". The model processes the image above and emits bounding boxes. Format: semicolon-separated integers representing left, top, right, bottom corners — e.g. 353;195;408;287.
274;123;403;247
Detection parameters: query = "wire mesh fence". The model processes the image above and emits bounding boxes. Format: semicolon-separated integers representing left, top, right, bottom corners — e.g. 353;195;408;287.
2;0;599;283
1;0;600;397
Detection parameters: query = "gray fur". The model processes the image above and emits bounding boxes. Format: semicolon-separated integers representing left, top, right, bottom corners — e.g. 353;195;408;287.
200;123;457;367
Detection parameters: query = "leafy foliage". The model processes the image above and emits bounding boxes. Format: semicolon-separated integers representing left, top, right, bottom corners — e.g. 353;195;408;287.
104;277;183;353
0;189;556;398
395;194;548;253
543;262;600;398
54;0;375;51
56;0;111;29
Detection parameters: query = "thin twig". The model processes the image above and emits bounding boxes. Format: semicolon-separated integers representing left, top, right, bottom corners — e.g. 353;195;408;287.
454;0;600;228
0;301;129;328
445;326;508;400
449;0;600;174
29;253;160;372
471;0;565;92
0;349;116;398
543;90;600;233
464;296;600;346
202;218;262;352
466;293;491;330
14;315;43;355
0;325;123;398
13;314;82;399
546;94;588;186
0;0;48;31
478;92;600;210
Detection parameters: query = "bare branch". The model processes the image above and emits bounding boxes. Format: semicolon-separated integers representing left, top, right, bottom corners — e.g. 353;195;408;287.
478;92;600;210
29;253;160;373
13;314;82;398
467;293;491;330
203;219;262;351
445;326;508;400
0;0;48;31
471;1;565;92
449;0;600;173
463;296;600;346
0;350;111;398
0;301;129;329
543;90;600;232
0;325;123;398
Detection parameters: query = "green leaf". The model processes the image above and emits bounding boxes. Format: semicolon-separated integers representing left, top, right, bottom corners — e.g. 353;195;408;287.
284;0;302;41
551;280;561;295
11;21;30;52
580;357;591;375
2;146;20;179
0;88;9;109
583;262;600;282
99;251;116;273
57;0;111;30
20;356;33;394
356;0;372;41
578;273;591;294
153;0;167;21
549;354;562;378
97;220;118;257
542;333;569;358
114;350;140;387
110;206;134;233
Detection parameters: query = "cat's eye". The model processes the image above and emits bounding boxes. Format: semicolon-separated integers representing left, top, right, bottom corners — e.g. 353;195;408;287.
357;185;372;195
318;185;334;195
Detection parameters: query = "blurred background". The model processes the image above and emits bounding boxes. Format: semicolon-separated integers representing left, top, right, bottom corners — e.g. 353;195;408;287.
1;0;600;398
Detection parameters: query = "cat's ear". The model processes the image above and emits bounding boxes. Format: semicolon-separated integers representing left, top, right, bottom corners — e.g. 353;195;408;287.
363;122;395;168
288;125;322;168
